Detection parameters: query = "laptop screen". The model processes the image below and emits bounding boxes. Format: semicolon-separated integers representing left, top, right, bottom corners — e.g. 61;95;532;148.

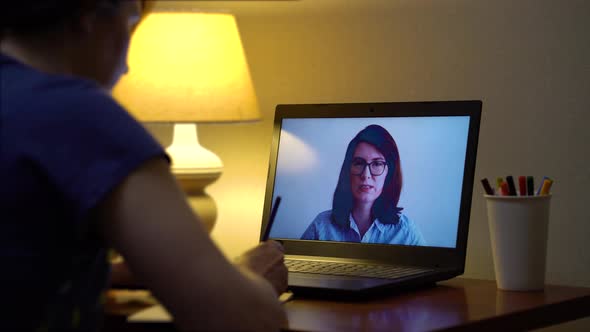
267;114;471;249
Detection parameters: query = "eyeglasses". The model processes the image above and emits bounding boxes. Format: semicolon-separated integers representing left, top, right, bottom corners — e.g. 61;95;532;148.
350;158;387;176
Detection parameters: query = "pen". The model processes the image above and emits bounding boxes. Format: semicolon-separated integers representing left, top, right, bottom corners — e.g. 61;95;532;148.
518;176;526;196
536;176;550;196
500;181;510;196
540;178;554;195
481;178;495;195
506;176;517;196
527;176;535;196
496;177;504;192
262;196;282;241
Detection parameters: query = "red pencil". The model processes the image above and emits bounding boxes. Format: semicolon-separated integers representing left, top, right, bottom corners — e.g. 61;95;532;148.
500;181;510;196
518;176;526;196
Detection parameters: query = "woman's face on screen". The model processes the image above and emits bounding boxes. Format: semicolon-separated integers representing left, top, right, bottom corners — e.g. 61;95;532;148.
349;142;388;205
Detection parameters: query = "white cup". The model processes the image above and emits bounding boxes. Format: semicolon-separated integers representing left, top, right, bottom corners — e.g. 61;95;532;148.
484;194;551;291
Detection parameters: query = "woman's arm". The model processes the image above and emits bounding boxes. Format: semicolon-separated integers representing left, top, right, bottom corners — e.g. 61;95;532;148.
95;158;286;331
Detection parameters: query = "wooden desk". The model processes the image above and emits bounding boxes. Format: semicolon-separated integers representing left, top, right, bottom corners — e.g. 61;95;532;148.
105;278;590;331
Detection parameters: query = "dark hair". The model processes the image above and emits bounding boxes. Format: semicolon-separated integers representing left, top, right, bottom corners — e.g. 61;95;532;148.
0;0;130;34
331;124;404;226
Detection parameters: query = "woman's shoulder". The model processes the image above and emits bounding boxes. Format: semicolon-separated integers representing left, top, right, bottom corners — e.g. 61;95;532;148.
2;52;100;93
34;75;120;115
10;77;134;139
312;210;333;223
398;212;409;220
4;58;121;119
395;212;426;245
395;213;422;235
396;212;415;227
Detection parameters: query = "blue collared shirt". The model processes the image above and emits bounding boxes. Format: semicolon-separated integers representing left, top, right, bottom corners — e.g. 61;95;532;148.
301;210;426;246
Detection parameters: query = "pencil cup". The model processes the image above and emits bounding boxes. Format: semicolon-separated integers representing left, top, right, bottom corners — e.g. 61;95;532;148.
484;195;551;291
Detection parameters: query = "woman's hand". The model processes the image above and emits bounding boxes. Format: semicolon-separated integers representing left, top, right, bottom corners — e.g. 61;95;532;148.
236;240;288;295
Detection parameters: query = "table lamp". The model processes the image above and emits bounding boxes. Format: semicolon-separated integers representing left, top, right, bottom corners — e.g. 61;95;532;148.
112;11;260;231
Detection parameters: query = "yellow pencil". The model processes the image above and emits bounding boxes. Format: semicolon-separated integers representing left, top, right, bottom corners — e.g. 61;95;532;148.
540;178;554;195
496;177;504;191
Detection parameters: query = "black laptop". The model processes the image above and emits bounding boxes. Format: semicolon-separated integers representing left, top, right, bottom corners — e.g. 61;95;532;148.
260;101;482;297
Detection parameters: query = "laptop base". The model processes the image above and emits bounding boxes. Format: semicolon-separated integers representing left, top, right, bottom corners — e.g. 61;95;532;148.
288;271;460;300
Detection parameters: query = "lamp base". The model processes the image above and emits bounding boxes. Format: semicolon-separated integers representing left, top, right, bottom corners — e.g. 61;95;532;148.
184;187;218;234
173;173;219;234
167;123;222;233
167;123;223;174
175;172;221;194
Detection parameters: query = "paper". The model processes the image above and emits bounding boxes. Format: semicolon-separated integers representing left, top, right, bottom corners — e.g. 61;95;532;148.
127;291;293;322
128;304;172;322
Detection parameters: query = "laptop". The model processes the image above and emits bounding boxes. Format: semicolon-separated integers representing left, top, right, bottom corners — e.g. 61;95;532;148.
260;100;482;297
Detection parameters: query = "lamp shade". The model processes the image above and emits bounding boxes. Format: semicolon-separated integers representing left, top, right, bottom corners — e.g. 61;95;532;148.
112;12;260;123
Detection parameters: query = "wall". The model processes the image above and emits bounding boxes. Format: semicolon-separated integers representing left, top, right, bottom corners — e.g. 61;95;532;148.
154;0;590;329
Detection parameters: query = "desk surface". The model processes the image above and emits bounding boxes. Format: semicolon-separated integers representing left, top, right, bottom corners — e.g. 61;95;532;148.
105;278;590;332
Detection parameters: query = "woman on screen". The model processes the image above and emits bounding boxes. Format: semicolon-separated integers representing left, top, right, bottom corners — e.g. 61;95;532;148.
301;124;425;245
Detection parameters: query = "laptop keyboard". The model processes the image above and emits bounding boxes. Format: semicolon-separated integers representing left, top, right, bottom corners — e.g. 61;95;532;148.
285;259;434;280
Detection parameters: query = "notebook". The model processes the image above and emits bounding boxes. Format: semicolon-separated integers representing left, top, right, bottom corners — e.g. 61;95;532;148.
260;101;482;297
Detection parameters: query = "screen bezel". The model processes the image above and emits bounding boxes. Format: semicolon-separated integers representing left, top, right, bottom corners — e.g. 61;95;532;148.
260;101;482;269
